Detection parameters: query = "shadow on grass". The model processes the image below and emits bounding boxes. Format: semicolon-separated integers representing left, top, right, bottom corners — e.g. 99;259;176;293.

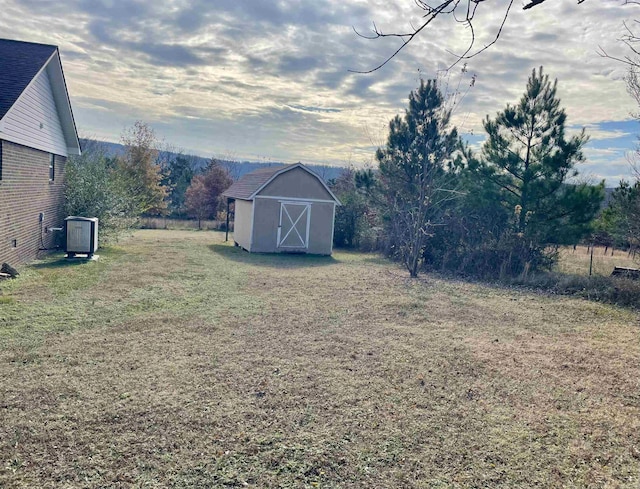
31;256;93;269
30;246;124;270
209;243;337;268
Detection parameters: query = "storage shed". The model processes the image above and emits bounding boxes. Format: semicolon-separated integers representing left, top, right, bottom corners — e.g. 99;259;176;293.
223;163;341;255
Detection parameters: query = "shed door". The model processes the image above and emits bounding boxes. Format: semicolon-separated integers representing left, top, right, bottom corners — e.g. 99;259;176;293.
277;202;310;249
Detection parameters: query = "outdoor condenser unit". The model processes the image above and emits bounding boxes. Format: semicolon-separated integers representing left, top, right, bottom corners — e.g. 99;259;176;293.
64;216;99;257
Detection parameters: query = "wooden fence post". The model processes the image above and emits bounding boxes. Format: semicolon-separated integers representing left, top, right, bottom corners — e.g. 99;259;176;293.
225;198;231;242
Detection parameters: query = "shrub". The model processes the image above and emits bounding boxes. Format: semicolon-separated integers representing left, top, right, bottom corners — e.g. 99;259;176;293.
65;141;138;244
425;232;555;280
510;272;640;309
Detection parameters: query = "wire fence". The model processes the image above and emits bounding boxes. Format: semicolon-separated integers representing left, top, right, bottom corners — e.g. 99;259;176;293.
138;217;232;231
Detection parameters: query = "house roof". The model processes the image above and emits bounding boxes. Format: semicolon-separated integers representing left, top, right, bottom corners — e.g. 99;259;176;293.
0;38;81;155
0;39;57;121
223;163;341;204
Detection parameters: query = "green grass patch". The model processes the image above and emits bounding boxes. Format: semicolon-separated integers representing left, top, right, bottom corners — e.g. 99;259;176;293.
0;231;261;351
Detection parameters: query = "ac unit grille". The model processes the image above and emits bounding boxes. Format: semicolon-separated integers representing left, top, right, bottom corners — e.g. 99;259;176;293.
65;217;98;254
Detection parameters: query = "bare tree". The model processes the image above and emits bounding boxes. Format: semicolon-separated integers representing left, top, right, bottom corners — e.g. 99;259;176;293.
215;151;243;181
313;164;333;181
626;63;640;116
353;0;587;73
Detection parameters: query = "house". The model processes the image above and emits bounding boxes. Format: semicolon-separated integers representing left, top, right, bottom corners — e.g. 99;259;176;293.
223;163;341;255
0;39;81;266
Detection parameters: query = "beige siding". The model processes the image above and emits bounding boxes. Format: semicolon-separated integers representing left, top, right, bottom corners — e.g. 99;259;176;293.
258;167;333;201
307;201;335;255
232;199;253;251
1;65;68;157
251;199;280;253
251;198;335;255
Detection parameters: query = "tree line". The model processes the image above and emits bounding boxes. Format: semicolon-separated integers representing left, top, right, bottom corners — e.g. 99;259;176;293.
65;121;234;242
329;67;638;278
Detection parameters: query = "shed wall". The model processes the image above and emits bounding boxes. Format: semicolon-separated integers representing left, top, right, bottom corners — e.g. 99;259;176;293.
233;199;253;251
251;197;334;255
258;167;333;201
0;140;66;265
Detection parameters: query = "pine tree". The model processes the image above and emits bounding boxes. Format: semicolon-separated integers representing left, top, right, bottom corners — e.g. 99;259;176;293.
481;67;604;246
602;180;640;252
377;79;461;277
165;155;195;215
330;167;379;249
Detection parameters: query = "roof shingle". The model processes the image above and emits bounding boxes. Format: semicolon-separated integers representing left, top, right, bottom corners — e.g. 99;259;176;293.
0;39;57;121
223;165;287;200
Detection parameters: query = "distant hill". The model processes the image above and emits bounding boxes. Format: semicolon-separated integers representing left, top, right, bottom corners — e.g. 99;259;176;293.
80;138;345;182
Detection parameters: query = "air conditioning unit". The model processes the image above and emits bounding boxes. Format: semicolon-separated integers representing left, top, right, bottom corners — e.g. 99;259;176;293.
64;216;99;257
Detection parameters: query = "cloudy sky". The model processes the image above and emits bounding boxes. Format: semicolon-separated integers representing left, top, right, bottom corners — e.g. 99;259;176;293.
2;0;640;184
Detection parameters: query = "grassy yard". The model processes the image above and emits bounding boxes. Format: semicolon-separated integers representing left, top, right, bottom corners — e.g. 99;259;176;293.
1;230;639;488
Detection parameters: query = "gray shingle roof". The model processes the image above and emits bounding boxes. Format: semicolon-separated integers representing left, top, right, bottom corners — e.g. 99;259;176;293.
223;165;287;200
0;39;57;121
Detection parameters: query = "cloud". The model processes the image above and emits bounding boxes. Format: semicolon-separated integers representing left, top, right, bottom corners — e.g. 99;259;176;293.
278;55;320;74
287;105;342;113
582;124;632;141
0;0;638;182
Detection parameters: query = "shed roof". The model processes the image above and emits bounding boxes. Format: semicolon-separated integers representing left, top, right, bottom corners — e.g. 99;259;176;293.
223;165;287;200
0;39;57;120
223;163;340;204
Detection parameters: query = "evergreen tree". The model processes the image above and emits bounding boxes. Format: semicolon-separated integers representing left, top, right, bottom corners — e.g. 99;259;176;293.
601;179;640;251
377;79;461;277
330;167;380;249
481;67;604;246
164;155;195;216
423;144;513;275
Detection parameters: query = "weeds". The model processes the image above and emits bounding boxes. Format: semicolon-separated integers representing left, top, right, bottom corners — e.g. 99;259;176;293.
505;271;640;309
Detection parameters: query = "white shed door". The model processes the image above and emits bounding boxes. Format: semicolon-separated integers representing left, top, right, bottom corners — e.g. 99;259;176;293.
277;202;310;249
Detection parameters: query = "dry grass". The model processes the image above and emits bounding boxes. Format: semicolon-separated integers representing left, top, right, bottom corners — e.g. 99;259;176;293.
556;245;639;277
1;230;639;488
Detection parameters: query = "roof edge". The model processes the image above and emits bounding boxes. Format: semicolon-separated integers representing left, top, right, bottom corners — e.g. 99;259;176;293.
0;45;81;157
249;163;342;205
47;50;81;156
0;50;55;125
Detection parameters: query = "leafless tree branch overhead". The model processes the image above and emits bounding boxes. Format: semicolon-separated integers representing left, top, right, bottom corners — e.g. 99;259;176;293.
598;16;640;69
352;0;587;74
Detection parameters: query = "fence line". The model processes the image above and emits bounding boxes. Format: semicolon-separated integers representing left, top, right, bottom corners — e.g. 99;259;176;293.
139;217;233;231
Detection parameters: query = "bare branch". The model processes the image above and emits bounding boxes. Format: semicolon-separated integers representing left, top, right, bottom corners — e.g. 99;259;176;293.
350;0;456;74
447;0;515;70
353;0;587;74
522;0;546;11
